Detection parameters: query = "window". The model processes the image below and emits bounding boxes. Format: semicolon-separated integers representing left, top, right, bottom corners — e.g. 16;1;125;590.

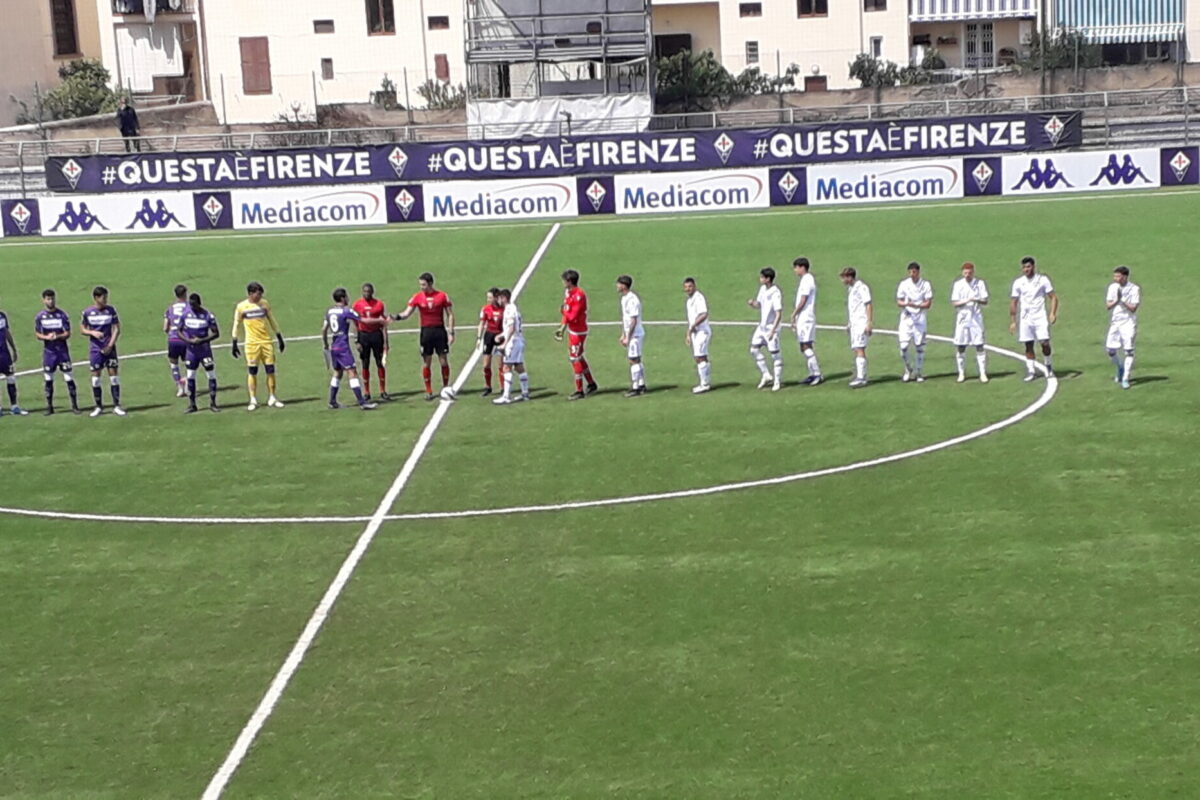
864;0;886;10
797;0;827;17
321;58;334;80
870;36;882;58
239;37;272;94
745;41;759;64
50;0;79;56
435;53;450;81
739;2;762;16
313;19;335;33
365;0;395;34
427;15;449;30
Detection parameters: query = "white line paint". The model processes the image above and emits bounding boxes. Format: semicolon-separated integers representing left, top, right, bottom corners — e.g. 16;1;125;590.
3;186;1197;250
198;222;561;800
0;323;1056;526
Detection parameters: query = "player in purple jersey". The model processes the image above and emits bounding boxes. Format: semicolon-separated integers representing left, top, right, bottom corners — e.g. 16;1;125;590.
0;304;29;416
80;286;125;417
164;283;189;397
322;288;376;411
177;292;221;413
34;289;80;415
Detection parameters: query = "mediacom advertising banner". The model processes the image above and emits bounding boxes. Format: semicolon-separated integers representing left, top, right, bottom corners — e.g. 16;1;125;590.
614;168;770;215
806;158;964;206
39;191;196;237
421;177;577;223
228;185;388;229
1002;148;1161;195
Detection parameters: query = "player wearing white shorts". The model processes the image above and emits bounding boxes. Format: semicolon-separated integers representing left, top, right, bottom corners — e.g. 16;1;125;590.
617;275;646;397
1105;265;1140;390
791;257;823;386
747;267;784;391
841;267;873;387
895;261;933;382
683;277;712;394
492;288;530;404
1009;256;1059;381
949;261;990;383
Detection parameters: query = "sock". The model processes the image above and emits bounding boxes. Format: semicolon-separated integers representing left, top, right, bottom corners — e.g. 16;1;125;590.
441;363;450;387
502;371;513;398
422;366;432;394
1025;358;1036;375
772;352;783;383
580;360;594;386
630;362;644;389
519;372;529;396
1108;349;1122;368
349;377;365;404
915;346;925;374
1123;352;1134;382
855;356;867;380
976;348;987;376
65;376;77;406
206;370;218;404
6;376;16;405
109;375;120;406
900;346;912;371
753;348;769;376
955;350;965;376
170;363;181;385
187;369;197;403
363;366;372;395
700;360;711;386
1043;355;1053;373
44;374;53;406
91;375;103;407
378;365;387;393
266;373;277;396
804;348;820;377
572;360;584;392
483;366;493;389
329;376;340;405
248;374;258;399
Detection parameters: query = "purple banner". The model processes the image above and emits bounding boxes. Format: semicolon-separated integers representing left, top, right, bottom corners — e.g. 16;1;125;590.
769;168;806;206
964;157;1003;196
45;112;1082;193
577;176;615;215
1161;146;1199;186
385;185;425;223
1;199;41;236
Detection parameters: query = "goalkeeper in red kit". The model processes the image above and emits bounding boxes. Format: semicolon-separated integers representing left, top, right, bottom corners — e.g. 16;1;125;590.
554;269;598;400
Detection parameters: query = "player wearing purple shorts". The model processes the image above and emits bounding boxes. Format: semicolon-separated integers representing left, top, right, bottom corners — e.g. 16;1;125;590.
177;292;221;413
34;289;80;416
164;283;189;397
0;305;29;416
80;286;125;417
323;288;376;411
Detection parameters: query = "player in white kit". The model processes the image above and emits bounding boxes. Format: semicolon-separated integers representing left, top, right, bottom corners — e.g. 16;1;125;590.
1105;265;1140;390
791;257;823;386
841;267;873;387
683;277;712;394
492;288;530;404
1008;256;1059;381
617;275;646;397
747;267;784;391
949;261;989;383
895;261;933;382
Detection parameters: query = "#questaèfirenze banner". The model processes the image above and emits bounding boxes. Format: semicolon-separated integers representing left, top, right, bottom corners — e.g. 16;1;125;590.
45;112;1082;194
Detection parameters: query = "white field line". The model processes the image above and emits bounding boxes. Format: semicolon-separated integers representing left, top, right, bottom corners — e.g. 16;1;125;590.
2;185;1197;250
198;222;561;800
0;322;1056;526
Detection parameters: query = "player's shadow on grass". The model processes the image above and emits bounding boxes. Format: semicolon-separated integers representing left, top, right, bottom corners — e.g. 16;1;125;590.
124;402;172;412
1130;375;1168;385
284;396;323;406
378;389;428;401
707;382;740;392
1054;369;1084;380
527;389;557;400
643;384;678;394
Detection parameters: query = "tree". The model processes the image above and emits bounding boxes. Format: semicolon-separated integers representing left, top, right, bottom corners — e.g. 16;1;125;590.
1023;30;1101;70
416;79;467;110
849;54;900;88
655;49;739;111
41;59;120;120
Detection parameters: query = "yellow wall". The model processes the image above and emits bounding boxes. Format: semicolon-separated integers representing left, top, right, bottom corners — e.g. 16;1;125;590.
0;0;103;126
652;3;722;58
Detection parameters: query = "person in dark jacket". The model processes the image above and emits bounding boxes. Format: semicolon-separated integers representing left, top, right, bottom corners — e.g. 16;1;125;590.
116;97;140;152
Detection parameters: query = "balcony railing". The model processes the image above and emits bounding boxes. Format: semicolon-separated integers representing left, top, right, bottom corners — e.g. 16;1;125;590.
112;0;194;16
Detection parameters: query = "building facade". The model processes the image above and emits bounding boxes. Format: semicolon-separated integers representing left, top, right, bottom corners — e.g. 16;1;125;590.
0;0;102;126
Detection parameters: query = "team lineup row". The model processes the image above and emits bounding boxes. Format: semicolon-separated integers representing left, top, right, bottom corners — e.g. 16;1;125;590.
0;257;1142;417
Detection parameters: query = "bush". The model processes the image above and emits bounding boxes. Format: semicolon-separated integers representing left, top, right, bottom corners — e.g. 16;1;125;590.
416;80;467;111
42;59;120;120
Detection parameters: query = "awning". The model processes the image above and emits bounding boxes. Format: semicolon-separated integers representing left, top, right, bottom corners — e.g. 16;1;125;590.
1055;0;1184;43
1071;23;1184;43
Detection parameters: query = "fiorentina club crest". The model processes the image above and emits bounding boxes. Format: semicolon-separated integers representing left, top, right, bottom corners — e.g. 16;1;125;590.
201;195;224;227
60;158;83;190
971;161;994;192
776;170;799;203
9;202;32;233
584;180;607;211
1170;150;1192;182
393;188;416;219
387;146;409;178
713;133;734;165
1043;115;1066;145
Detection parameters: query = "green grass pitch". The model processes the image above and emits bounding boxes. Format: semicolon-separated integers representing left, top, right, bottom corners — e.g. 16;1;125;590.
2;190;1198;798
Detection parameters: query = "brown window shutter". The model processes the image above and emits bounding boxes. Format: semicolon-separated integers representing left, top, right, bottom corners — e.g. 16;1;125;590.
435;53;450;81
239;37;272;94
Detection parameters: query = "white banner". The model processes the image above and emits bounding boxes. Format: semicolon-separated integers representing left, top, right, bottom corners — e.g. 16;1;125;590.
230;185;387;229
40;191;196;237
615;168;770;215
1002;148;1160;196
807;159;964;206
423;177;577;223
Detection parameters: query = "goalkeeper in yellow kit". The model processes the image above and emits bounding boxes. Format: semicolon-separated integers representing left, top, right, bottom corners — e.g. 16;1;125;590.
231;281;286;411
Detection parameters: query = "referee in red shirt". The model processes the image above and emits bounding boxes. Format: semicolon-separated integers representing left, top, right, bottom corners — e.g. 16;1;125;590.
352;282;389;401
392;272;455;400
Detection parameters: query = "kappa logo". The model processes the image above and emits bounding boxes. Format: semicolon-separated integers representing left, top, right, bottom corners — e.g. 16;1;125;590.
1169;150;1192;182
971;161;994;192
127;199;184;229
387;146;409;178
1090;154;1150;186
49;201;108;233
8;202;32;233
713;133;735;165
1012;158;1073;190
60;158;83;190
1043;115;1066;145
776;170;800;203
201;195;224;226
393;188;416;219
584;180;607;211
